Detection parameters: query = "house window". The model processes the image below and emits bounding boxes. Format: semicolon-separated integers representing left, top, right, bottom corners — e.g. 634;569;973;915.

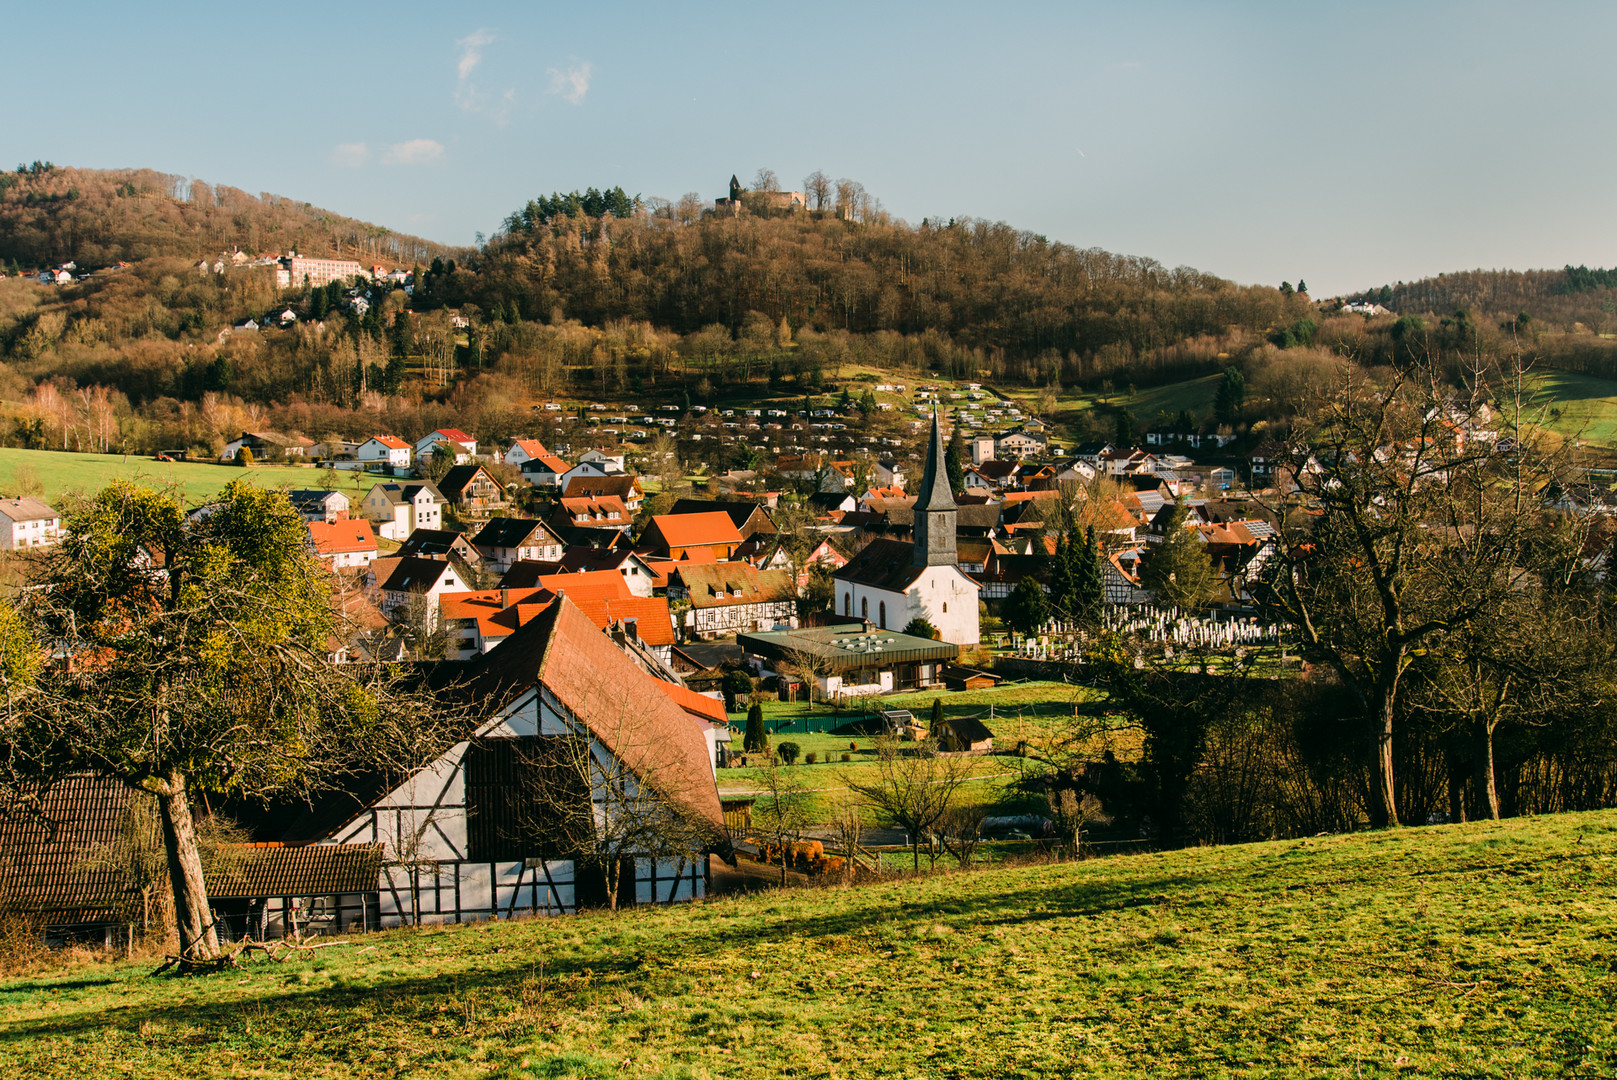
942;602;947;613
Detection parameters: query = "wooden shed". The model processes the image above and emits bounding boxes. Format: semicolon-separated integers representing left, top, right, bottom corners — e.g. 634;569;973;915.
935;714;995;753
942;666;1001;691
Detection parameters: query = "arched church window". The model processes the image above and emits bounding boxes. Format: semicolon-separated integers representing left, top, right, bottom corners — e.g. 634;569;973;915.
879;602;886;629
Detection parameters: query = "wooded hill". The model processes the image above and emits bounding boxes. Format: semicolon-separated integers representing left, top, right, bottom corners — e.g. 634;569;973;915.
0;165;454;270
473;204;1315;390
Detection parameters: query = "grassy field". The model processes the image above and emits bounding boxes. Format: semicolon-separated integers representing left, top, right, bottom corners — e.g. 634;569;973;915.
2;810;1613;1077
0;448;385;506
718;681;1118;820
1525;369;1617;449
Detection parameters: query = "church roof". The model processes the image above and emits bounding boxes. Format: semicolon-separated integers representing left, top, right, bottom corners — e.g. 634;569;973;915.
832;538;928;592
916;408;957;514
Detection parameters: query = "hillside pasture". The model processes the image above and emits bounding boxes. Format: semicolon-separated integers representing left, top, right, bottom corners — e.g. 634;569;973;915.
0;447;384;506
1525;369;1617;448
0;810;1612;1077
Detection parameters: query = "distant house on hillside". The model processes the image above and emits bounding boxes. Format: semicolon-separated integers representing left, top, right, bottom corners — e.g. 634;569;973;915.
0;498;60;550
357;436;413;471
288;490;351;524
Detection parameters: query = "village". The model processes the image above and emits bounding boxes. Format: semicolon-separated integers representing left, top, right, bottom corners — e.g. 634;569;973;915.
0;378;1317;948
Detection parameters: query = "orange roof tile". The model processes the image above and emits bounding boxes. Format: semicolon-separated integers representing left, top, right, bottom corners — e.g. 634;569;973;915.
649;511;744;550
308;518;378;555
655;682;727;725
371;435;410;450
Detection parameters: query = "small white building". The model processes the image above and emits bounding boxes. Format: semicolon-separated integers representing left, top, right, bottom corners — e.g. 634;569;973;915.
361;482;445;541
0;497;60;549
416;428;478;464
308;518;380;570
357;436;414;471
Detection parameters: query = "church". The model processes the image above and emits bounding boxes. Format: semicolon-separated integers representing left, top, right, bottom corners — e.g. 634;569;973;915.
832;411;981;645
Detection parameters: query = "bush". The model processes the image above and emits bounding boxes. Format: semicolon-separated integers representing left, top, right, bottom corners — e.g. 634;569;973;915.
849;741;858;751
841;752;851;762
804;752;818;764
777;741;801;765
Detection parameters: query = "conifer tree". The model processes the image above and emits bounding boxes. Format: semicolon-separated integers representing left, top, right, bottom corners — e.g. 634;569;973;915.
1142;499;1217;610
744;702;769;752
1048;529;1076;619
945;422;966;495
1074;525;1105;624
1004;576;1050;636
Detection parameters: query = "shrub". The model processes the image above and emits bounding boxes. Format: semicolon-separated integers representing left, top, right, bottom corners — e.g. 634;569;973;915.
841;752;851;762
777;741;801;765
804;751;818;764
849;741;859;751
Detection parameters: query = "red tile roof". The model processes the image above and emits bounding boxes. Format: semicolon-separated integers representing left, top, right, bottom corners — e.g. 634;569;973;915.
308;518;378;556
655;682;727;725
648;511;744;551
435;428;475;443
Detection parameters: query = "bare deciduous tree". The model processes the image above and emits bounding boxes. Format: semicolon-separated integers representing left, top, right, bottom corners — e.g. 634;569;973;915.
850;736;975;872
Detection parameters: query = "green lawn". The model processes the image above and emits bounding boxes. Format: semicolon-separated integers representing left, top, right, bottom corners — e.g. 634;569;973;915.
0;448;386;506
1525;369;1617;448
715;681;1132;822
2;810;1613;1077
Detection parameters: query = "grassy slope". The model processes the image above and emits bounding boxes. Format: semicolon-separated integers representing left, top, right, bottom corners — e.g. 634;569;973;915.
2;811;1613;1078
1525;369;1617;448
0;448;383;506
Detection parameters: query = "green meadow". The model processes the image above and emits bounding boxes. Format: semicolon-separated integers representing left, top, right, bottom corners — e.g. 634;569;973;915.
0;447;382;506
1;810;1612;1078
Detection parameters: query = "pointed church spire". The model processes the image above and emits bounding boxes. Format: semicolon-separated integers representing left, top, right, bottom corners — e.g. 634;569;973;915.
913;406;958;567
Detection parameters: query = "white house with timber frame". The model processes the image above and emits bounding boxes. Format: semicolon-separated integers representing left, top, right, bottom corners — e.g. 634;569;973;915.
286;598;729;924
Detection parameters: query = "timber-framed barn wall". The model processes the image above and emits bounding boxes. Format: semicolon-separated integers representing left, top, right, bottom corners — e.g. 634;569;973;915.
318;681;708;926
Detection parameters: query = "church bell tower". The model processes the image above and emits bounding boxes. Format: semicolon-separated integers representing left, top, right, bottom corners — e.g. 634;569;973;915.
912;408;958;568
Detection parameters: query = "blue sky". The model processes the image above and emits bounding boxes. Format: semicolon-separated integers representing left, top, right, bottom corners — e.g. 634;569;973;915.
4;1;1613;295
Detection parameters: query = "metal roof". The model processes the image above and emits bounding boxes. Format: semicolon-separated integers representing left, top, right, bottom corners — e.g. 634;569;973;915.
737;624;958;670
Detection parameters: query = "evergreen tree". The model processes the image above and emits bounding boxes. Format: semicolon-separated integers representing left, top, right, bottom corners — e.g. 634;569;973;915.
1142;499;1217;611
1296;279;1308;295
929;697;944;732
1048;529;1076;619
1213;367;1246;426
945;422;966;494
1074;525;1105;625
744;702;768;753
1113;408;1136;447
1003;576;1050;636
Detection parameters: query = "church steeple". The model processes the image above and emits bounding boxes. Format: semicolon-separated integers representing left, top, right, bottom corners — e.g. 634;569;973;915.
913;407;957;567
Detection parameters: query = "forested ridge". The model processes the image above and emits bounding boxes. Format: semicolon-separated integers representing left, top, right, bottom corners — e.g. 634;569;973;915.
0;164;454;270
7;162;1617;460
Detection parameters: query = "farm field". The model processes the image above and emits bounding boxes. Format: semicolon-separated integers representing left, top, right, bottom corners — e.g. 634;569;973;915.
1525;369;1617;449
1;809;1612;1078
0;447;383;506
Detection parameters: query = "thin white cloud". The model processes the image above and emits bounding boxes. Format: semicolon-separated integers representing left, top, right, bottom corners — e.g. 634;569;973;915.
330;142;371;168
381;139;445;165
547;61;593;105
455;28;514;122
457;29;494;80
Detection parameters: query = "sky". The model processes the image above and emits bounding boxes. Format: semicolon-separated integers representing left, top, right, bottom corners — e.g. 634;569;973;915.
4;0;1614;296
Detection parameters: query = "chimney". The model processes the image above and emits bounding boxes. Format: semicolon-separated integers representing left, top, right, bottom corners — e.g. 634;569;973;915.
500;587;510;608
624;618;638;641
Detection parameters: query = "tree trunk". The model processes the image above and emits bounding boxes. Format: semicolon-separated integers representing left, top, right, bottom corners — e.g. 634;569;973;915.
1369;664;1403;828
154;772;219;961
1479;720;1502;821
